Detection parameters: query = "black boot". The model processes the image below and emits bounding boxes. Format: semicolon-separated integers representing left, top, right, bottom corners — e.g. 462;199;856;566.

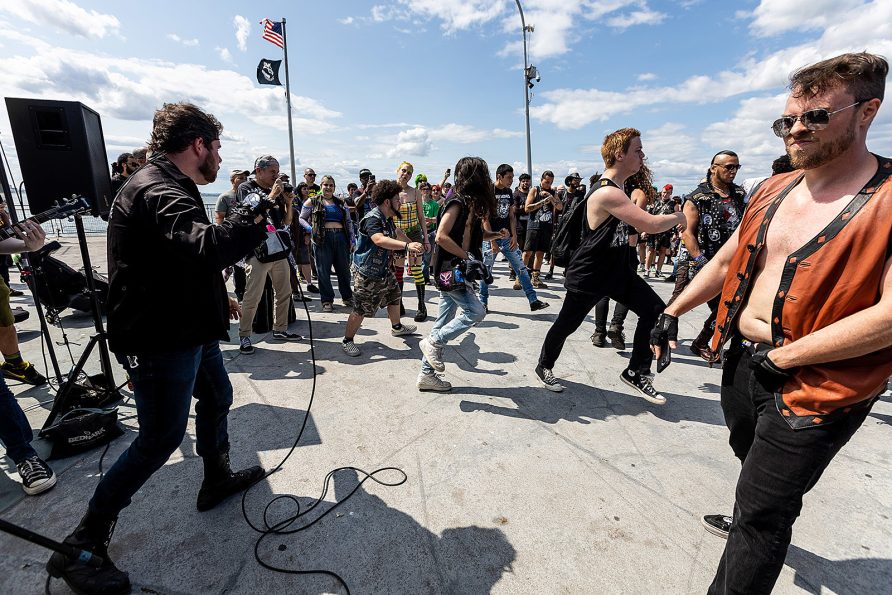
196;451;265;512
591;328;607;348
414;283;427;322
46;511;131;595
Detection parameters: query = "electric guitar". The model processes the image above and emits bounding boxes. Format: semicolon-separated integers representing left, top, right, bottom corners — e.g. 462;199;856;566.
0;197;90;241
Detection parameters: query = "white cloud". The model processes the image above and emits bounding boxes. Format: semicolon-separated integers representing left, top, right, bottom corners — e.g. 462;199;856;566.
429;123;523;143
530;0;892;129
746;0;866;37
387;127;433;158
234;15;250;52
396;0;505;33
339;16;355;25
607;8;667;30
216;47;234;64
0;0;120;39
637;72;657;81
167;34;199;47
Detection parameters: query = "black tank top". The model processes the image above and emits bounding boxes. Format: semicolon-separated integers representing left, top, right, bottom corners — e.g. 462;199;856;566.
564;178;634;295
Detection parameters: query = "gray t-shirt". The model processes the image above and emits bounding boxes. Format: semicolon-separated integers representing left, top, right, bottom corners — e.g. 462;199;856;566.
214;189;238;215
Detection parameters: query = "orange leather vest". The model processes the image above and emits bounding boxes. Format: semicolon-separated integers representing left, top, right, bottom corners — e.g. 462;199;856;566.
712;156;892;429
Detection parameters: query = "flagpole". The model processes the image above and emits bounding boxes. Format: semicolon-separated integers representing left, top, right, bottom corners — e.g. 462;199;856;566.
281;17;296;182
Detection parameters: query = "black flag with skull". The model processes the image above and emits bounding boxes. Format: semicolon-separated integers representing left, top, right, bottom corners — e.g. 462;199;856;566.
256;59;282;86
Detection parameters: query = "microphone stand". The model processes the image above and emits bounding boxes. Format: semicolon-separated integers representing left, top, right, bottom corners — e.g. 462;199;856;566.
0;517;104;568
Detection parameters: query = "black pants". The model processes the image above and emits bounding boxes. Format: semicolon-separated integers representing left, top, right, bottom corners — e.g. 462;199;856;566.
594;297;629;331
709;342;874;594
233;265;246;301
539;274;663;373
668;258;719;345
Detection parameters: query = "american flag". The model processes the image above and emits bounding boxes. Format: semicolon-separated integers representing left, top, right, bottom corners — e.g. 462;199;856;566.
261;19;284;49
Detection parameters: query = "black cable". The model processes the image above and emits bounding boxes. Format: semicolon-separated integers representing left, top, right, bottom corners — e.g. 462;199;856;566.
238;269;407;594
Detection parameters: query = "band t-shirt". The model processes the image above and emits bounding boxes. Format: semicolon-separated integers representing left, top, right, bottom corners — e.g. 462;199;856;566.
528;186;556;229
513;188;529;227
490;186;513;232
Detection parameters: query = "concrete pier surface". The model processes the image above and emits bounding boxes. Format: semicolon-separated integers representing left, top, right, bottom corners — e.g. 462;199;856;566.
0;236;889;594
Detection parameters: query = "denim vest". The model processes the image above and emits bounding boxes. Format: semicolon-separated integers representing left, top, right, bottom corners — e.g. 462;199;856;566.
352;207;395;279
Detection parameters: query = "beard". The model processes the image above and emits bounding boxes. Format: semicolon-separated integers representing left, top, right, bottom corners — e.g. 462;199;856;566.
198;151;219;184
787;119;856;170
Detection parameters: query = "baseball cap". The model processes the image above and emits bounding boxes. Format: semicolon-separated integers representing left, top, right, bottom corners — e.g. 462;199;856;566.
230;169;249;177
663;184;673;191
253;155;278;170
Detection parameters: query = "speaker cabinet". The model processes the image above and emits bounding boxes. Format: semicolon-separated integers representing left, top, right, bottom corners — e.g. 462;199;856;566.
5;98;113;218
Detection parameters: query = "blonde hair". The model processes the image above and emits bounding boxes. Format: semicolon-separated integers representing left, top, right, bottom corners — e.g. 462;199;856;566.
396;161;414;174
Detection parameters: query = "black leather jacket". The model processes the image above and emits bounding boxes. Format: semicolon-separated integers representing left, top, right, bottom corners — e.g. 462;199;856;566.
106;155;266;354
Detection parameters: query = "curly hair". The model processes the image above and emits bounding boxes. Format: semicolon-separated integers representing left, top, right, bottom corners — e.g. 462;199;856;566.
372;179;401;206
453;156;496;218
148;102;221;155
624;162;656;203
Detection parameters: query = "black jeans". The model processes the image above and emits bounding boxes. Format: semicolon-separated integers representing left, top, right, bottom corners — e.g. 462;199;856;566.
539;274;663;373
709;342;875;594
593;297;629;331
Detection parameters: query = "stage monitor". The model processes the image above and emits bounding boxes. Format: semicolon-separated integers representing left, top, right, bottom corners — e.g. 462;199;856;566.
5;98;113;218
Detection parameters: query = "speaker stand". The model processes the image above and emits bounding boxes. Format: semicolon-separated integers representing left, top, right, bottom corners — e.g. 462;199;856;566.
40;213;121;434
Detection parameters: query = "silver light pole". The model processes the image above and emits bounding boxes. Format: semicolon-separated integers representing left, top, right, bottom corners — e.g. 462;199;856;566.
515;0;535;178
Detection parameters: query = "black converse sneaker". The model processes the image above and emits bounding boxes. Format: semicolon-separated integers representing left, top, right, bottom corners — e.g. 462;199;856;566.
620;369;666;405
702;514;733;539
17;456;56;495
535;364;564;392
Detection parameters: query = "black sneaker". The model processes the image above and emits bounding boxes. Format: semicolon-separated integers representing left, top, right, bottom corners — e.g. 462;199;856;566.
306;284;320;293
1;361;46;386
535;364;564;392
620;369;666;405
239;337;254;354
529;300;550;312
702;514;732;539
543;272;554;281
272;331;303;341
591;330;606;348
607;326;626;350
17;455;56;495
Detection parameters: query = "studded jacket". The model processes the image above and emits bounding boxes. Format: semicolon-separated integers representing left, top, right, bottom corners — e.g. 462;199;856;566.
684;182;746;261
712;157;892;429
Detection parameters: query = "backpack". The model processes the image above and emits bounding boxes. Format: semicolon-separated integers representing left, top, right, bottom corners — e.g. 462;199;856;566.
550;194;588;268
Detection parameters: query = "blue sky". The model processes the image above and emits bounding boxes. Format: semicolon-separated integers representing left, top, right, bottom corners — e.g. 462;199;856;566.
0;0;890;196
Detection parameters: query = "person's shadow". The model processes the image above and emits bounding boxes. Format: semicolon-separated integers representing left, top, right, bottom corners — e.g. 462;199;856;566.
249;467;517;593
785;544;892;594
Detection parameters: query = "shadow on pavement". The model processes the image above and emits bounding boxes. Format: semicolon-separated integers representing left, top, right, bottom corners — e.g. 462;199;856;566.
785;544;892;594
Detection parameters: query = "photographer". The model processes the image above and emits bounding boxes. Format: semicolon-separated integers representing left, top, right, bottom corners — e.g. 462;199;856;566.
235;155;303;354
417;157;507;391
47;102;273;594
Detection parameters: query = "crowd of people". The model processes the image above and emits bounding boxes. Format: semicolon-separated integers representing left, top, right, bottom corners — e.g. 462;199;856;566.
0;51;888;595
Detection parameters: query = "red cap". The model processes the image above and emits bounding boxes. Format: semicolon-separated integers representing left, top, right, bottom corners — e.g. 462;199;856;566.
663;184;673;191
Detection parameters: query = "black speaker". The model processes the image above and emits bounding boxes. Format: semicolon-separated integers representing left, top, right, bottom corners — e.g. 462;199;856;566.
5;98;112;218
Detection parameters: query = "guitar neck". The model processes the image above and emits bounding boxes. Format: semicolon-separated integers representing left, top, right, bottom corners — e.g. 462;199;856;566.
0;212;56;242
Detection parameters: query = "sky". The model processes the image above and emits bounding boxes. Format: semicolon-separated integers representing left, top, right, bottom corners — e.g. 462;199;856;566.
0;0;890;197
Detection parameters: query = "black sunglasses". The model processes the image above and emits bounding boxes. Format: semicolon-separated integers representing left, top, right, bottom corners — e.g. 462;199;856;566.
714;163;742;172
771;101;863;138
305;172;316;177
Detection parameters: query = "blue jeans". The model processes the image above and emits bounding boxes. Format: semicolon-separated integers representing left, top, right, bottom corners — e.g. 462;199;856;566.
0;375;37;464
89;342;233;518
313;230;354;304
479;238;537;305
420;286;486;375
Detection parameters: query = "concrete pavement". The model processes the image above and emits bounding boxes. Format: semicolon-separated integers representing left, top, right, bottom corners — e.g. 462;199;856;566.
0;236;889;594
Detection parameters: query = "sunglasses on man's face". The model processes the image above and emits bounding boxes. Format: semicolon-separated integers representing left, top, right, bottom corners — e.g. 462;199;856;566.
305;173;316;177
771;101;863;138
714;163;741;172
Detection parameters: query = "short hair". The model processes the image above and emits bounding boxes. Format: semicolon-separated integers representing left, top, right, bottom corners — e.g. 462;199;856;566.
116;153;132;166
396;161;414;174
601;128;641;168
541;170;554;180
518;173;531;182
254;155;278;171
148;102;222;155
295;182;310;197
372;179;401;205
496;163;514;178
589;173;601;185
131;147;147;160
347;182;358;192
790;52;888;102
320;175;335;187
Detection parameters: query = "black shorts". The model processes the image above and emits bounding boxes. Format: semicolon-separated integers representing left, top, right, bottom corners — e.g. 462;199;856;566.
647;232;672;250
524;224;553;252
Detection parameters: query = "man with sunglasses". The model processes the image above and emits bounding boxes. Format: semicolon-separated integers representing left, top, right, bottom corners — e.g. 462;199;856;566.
653;52;889;594
667;150;745;363
303;167;321;197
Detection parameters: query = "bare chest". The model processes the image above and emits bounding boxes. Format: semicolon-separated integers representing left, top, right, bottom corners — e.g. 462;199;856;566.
761;191;854;263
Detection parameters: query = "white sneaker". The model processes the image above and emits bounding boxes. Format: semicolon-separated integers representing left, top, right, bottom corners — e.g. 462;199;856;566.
535;364;565;392
417;372;451;391
391;323;418;337
419;338;445;372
